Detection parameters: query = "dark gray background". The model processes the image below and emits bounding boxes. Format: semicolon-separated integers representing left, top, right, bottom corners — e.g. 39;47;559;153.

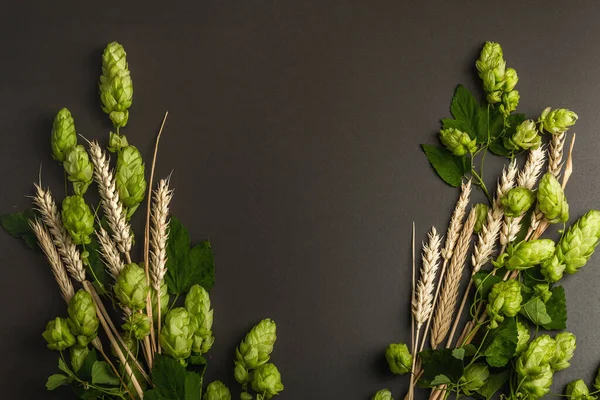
2;1;600;398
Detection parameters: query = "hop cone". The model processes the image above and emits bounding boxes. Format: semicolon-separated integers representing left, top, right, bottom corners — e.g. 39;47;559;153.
99;42;133;129
566;380;595;400
552;332;576;371
537;174;569;223
516;320;530;356
185;284;215;354
67;289;99;347
503;239;555;271
439;128;477;156
116;145;146;214
43;317;76;351
63;145;94;195
51;108;77;163
122;312;152;340
159;307;198;361
114;263;150;310
504;120;541;151
203;381;232;400
539;107;578;135
61;195;94;245
486;280;522;329
235;319;277;374
371;390;394;400
385;343;412;375
501;187;535;217
251;363;284;399
515;335;557;399
473;204;489;234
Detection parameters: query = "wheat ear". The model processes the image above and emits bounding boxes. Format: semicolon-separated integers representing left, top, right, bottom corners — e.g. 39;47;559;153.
412;227;442;328
430;208;476;349
88;141;132;260
501;147;546;246
548;132;566;178
96;227;125;280
32;184;86;282
30;219;75;302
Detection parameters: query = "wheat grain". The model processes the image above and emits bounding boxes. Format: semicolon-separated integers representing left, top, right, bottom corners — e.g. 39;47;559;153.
33;184;86;282
88;141;132;257
30;219;75;302
412;227;442;328
96;227;125;279
150;179;173;291
430;208;476;348
548;132;566;178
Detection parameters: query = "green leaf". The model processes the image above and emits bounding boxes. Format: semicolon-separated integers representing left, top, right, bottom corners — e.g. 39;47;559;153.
430;374;452;386
91;361;120;386
58;357;74;377
542;286;567;330
145;354;202;400
421;144;466;187
483;317;518;367
449;85;480;140
476;370;510;400
520;297;552;326
0;209;40;251
462;344;477;357
452;348;465;360
473;271;503;300
165;217;215;295
85;236;110;295
419;348;464;384
488;139;513;157
46;374;71;390
76;348;98;382
189;355;207;365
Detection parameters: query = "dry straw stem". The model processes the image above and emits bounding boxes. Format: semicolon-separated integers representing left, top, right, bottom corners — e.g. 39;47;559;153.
32;184;86;282
501;147;546;246
30;219;75;302
408;223;416;400
96;227;125;280
419;180;471;352
430;208;476;349
472;161;517;272
88;140;132;260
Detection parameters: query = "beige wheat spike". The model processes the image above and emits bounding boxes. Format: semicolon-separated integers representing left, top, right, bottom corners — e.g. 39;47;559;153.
150;179;173;290
501;148;546;245
430;208;476;349
30;219;75;302
32;184;86;282
412;227;442;328
548;132;566;178
96;227;125;279
88;141;132;257
441;180;472;261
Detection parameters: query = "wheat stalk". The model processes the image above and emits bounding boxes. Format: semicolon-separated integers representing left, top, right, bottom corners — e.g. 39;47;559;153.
32;184;86;282
412;227;442;328
88;141;132;259
30;219;75;302
430;208;476;349
473;160;517;272
96;227;125;280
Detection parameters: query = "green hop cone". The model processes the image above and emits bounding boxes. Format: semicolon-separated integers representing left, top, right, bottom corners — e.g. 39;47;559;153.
67;289;99;347
473;204;489;234
107;132;129;153
116;145;146;216
185;284;215;354
122;312;151;340
504;120;541;151
203;381;231;400
371;389;394;400
51;108;77;163
439;128;477;156
538;173;569;223
61;195;94;245
63;145;94;195
99;42;133;129
501;187;535;217
518;364;554;400
542;210;600;282
43;317;76;351
499;90;520;116
251;363;284;399
516;319;530;356
159;307;197;361
594;367;600;391
503;67;519;92
240;393;253;400
502;239;555;271
566;379;596;400
486;280;522;329
235;318;277;372
459;363;489;395
385;342;412;375
539;107;578;135
533;284;552;303
476;41;506;100
114;263;150;310
516;335;557;399
551;332;576;372
70;345;89;373
150;279;169;323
